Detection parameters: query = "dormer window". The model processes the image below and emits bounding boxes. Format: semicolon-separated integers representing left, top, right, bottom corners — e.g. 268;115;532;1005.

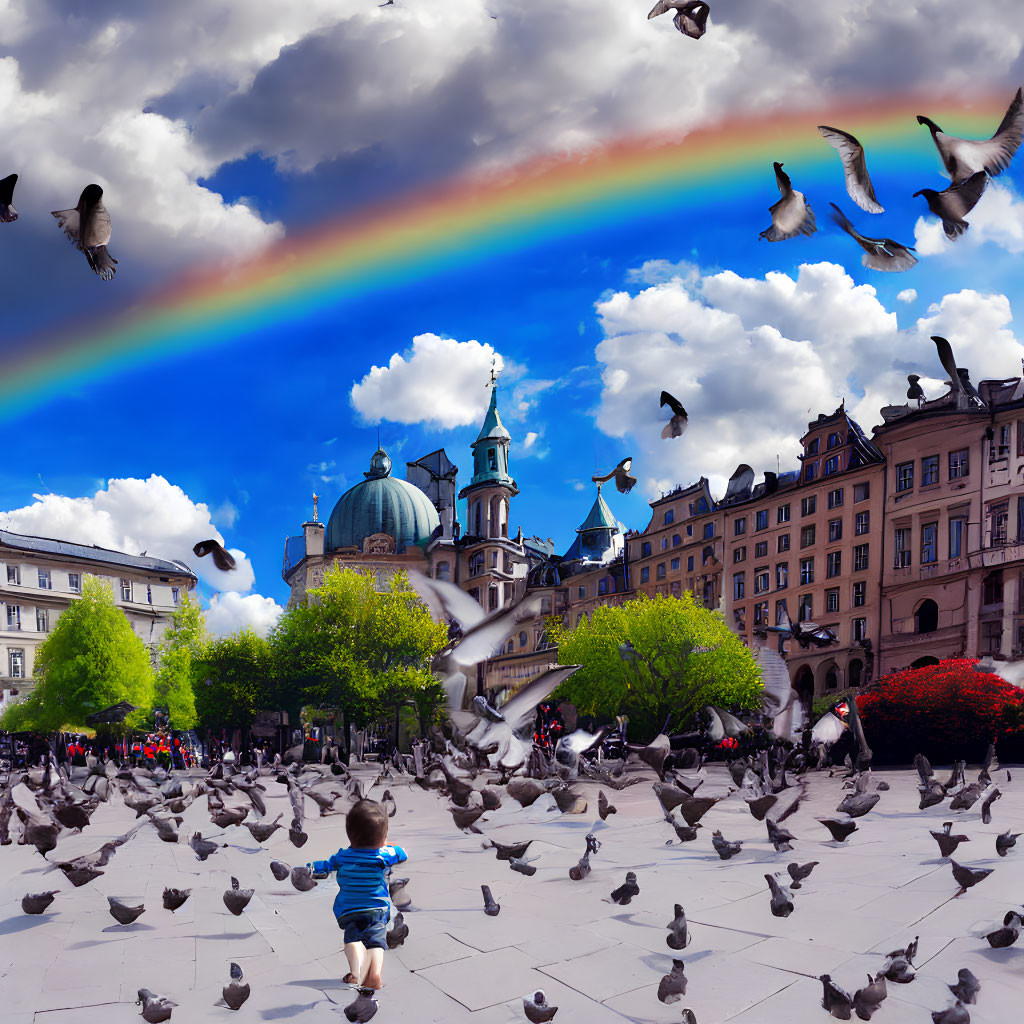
827;432;842;450
487;448;497;471
806;438;820;455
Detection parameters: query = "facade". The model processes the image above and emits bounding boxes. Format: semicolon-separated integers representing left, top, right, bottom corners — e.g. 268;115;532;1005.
0;530;197;700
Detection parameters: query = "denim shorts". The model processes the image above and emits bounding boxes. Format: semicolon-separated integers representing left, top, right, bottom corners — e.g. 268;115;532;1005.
338;908;390;949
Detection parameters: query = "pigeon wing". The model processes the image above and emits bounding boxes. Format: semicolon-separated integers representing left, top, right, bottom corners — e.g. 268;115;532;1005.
773;162;792;197
648;0;675;17
931;336;963;394
448;595;542;668
976;86;1024;176
818;126;884;213
408;571;488;632
757;647;794;718
660;391;686;417
943;171;988;220
811;712;847;746
51;207;81;244
501;665;581;737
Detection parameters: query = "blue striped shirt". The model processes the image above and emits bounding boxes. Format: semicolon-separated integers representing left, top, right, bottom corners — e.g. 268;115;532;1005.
312;844;408;919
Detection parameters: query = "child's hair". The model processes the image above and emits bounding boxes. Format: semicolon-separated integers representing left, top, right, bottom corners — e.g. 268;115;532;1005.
346;799;389;848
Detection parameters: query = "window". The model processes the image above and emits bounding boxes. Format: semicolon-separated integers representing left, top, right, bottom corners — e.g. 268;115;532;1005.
687;556;694;571
894;528;911;568
949;449;969;479
487;448;497;471
798;594;813;621
825;665;839;690
6;604;21;630
640;567;650;584
777;534;790;553
686;525;693;537
801;525;816;548
754;541;768;559
734;517;747;536
776;563;788;589
656;563;666;580
949;517;964;559
824;455;840;476
805;463;817;482
827;488;844;509
68;572;81;593
8;648;24;678
854;482;870;503
733;573;745;600
826;588;840;613
6;565;19;585
990;424;1010;463
641;541;651;557
146;584;153;604
702;545;715;566
801;496;816;516
852;618;867;642
469;553;484;576
990;502;1009;547
671;557;680;571
921;522;938;564
981;619;1003;654
922;455;939;486
755;569;770;594
983;570;1003;607
37;569;52;590
1019;420;1024;458
777;504;791;524
664;509;675;525
855;511;870;536
854;543;870;572
800;557;814;585
853;581;866;607
519;631;528;647
754;601;768;626
599;578;610;595
896;462;914;492
733;546;746;564
36;608;48;632
703;523;714;540
775;598;789;626
577;586;586;599
828;519;843;542
807;438;820;455
120;578;132;602
488;586;499;612
826;551;842;578
755;510;768;531
672;534;681;548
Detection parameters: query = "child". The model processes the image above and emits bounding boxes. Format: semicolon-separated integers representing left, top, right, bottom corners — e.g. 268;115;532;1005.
312;798;407;992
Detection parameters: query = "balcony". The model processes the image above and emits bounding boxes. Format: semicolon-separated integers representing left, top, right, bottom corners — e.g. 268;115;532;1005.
972;542;1024;569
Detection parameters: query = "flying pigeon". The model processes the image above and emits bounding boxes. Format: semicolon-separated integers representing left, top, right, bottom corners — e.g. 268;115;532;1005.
760;162;817;241
51;184;118;279
980;788;1001;824
190;832;220;861
660;391;689;439
918;87;1024;182
907;375;925;404
648;0;710;38
244;813;283;843
913;171;988;239
592;457;636;494
818;125;884;213
0;173;18;222
482;837;533;861
192;539;236;572
830;203;917;271
523;990;558;1023
219;962;250;1011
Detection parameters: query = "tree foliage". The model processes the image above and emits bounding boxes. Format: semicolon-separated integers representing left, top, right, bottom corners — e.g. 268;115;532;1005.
1;575;155;732
193;628;278;731
550;592;762;738
152;593;206;731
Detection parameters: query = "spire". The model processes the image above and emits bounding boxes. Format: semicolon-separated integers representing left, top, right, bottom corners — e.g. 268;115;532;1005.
475;382;511;443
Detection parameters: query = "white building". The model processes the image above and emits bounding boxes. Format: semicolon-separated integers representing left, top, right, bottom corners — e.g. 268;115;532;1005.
0;530;198;704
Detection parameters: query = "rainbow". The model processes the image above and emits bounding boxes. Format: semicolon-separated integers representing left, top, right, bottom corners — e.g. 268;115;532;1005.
2;91;1014;418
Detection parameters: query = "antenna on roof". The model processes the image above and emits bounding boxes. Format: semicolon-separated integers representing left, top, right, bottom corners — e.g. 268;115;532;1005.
377;426;381;450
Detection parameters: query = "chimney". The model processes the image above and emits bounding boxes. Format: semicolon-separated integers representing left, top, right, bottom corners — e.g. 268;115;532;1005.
303;521;325;558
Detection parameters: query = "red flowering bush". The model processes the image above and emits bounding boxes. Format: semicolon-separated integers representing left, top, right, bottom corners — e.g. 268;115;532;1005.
857;659;1024;764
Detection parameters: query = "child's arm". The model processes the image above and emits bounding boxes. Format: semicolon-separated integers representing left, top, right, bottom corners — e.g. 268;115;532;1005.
381;845;407;866
311;850;343;874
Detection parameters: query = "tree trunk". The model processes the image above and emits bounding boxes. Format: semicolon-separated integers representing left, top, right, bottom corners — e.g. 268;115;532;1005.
341;708;351;766
393;703;401;752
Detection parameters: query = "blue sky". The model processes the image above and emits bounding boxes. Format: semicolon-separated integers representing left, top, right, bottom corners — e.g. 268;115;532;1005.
1;1;1024;632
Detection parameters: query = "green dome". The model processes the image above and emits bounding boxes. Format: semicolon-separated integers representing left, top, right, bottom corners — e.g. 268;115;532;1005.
326;448;440;553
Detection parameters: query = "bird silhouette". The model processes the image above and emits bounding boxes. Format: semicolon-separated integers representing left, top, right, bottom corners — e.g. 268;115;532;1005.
592;457;636;493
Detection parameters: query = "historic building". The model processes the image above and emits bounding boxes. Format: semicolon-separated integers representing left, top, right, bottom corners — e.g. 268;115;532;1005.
0;530;197;702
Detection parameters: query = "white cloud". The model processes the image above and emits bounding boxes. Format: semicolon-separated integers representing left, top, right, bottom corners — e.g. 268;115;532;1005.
914;181;1024;257
897;289;917;303
0;475;255;593
350;333;505;428
213;500;239;529
205;591;284;637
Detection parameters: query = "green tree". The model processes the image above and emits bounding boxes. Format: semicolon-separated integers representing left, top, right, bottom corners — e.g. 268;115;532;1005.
152;593;206;730
1;575;154;732
550;592;762;738
193;628;277;731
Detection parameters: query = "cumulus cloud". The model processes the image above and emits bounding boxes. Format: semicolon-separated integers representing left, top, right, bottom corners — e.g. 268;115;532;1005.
0;475;255;593
897;289;917;303
205;591;284;637
914;181;1024;256
594;262;1024;498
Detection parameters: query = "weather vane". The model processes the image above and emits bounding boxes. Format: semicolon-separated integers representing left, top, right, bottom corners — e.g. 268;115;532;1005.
312;493;319;523
487;358;499;387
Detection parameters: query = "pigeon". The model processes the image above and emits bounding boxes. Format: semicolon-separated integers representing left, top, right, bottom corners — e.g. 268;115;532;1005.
818;126;884;213
931;822;970;858
192;538;236;572
510;855;539;876
270;859;291;881
658;959;688;1003
223;876;254;915
220;962;250;1011
760;162;817;241
386;912;409;949
22;890;58;914
821;974;854;1020
244;813;283;843
481;884;501;916
343;987;379;1023
680;1013;697;1024
745;793;778;821
985;910;1021;948
883;954;915;984
996;829;1021;857
137;989;177;1023
766;818;795;852
712;830;742;860
0;172;17;222
786;861;818;889
931;1004;970;1024
949;782;983;811
918;87;1024;183
381;790;397;817
949;968;980;1005
913;172;988;240
523;989;558;1023
907;375;925;404
830;203;917;272
836;784;879;818
190;832;219;861
108;896;146;925
291;865;317;892
483;838;533;861
765;873;794;918
647;0;710;39
950;860;993;895
147;813;184;843
389;877;413;911
660;391;689;439
666;904;691;950
451;802;485;830
598;790;616;820
981;788;1001;824
289;827;308;848
818;817;858;843
162;887;191;912
51;184;118;279
610;872;640;905
853;972;888;1020
668;820;702;843
592;457;636;494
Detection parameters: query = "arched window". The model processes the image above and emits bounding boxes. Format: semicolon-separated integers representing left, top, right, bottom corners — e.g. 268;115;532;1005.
848;658;863;688
823;662;840;690
794;666;814;704
473;501;482;537
519;631;528;647
915;599;938;634
911;655;940;669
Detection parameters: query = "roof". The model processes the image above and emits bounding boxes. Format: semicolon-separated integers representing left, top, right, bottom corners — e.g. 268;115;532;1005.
577;489;624;535
0;529;197;579
475;386;511;443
